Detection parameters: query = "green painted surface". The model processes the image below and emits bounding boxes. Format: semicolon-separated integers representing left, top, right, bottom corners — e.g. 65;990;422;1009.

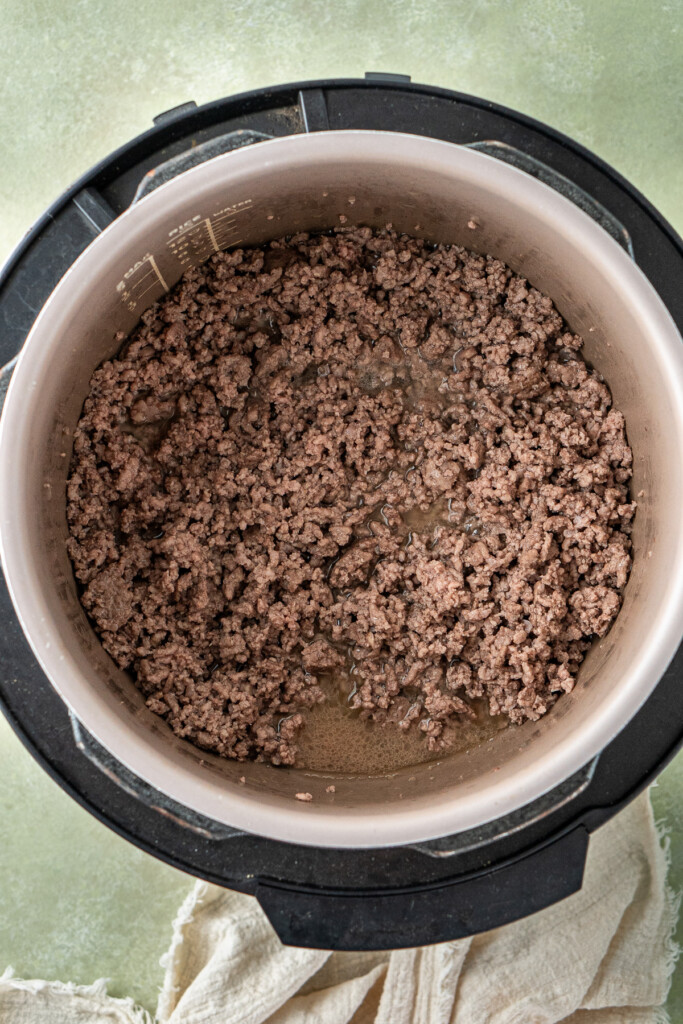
0;717;190;1009
652;764;683;1022
0;0;681;1015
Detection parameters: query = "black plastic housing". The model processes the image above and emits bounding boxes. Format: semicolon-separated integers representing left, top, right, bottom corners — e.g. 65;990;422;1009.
1;75;682;949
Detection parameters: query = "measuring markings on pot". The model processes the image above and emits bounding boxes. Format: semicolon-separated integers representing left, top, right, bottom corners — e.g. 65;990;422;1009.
115;253;169;313
166;200;253;267
115;201;254;314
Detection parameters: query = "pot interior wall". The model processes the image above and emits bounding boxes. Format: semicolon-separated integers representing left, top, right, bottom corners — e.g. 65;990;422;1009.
16;133;682;836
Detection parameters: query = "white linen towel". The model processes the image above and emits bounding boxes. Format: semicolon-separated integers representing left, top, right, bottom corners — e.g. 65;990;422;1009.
1;791;678;1024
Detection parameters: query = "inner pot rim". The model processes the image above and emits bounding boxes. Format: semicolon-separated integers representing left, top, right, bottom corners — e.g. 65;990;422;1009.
2;129;683;848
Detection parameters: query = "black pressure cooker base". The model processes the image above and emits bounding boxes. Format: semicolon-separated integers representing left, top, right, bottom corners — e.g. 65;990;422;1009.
1;75;682;949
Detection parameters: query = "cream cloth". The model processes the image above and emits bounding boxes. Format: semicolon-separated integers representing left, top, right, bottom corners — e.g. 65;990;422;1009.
1;792;678;1024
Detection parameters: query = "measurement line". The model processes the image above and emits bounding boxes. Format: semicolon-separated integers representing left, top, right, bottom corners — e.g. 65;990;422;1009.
212;224;237;238
170;211;237;239
212;237;238;252
129;280;164;303
212;216;240;230
212;222;239;238
128;269;156;290
205;218;219;253
149;255;168;292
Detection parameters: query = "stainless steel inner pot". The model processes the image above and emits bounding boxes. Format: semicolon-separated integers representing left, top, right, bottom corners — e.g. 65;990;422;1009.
2;130;683;848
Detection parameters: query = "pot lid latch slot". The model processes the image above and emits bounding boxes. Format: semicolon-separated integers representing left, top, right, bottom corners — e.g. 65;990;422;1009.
72;187;116;237
298;88;330;133
298;73;413;133
68;710;245;842
465;141;635;260
409;754;600;859
132;128;273;204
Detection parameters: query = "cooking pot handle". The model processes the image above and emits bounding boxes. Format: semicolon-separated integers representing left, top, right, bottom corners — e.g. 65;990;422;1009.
255;824;589;949
465;141;634;259
132;129;273;203
68;711;246;841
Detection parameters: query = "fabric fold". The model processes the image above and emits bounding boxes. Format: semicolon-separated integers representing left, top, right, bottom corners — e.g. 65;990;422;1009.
0;792;677;1024
0;968;152;1024
158;885;329;1024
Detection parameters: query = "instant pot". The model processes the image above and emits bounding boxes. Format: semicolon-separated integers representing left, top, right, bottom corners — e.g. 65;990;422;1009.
1;75;683;949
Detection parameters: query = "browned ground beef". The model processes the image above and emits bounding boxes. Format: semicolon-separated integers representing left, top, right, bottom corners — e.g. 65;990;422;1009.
66;228;635;765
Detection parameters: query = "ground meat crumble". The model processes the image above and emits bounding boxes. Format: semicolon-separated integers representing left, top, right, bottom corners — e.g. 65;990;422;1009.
66;228;635;765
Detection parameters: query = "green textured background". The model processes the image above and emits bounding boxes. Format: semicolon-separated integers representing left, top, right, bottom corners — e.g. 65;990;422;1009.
1;0;682;1017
